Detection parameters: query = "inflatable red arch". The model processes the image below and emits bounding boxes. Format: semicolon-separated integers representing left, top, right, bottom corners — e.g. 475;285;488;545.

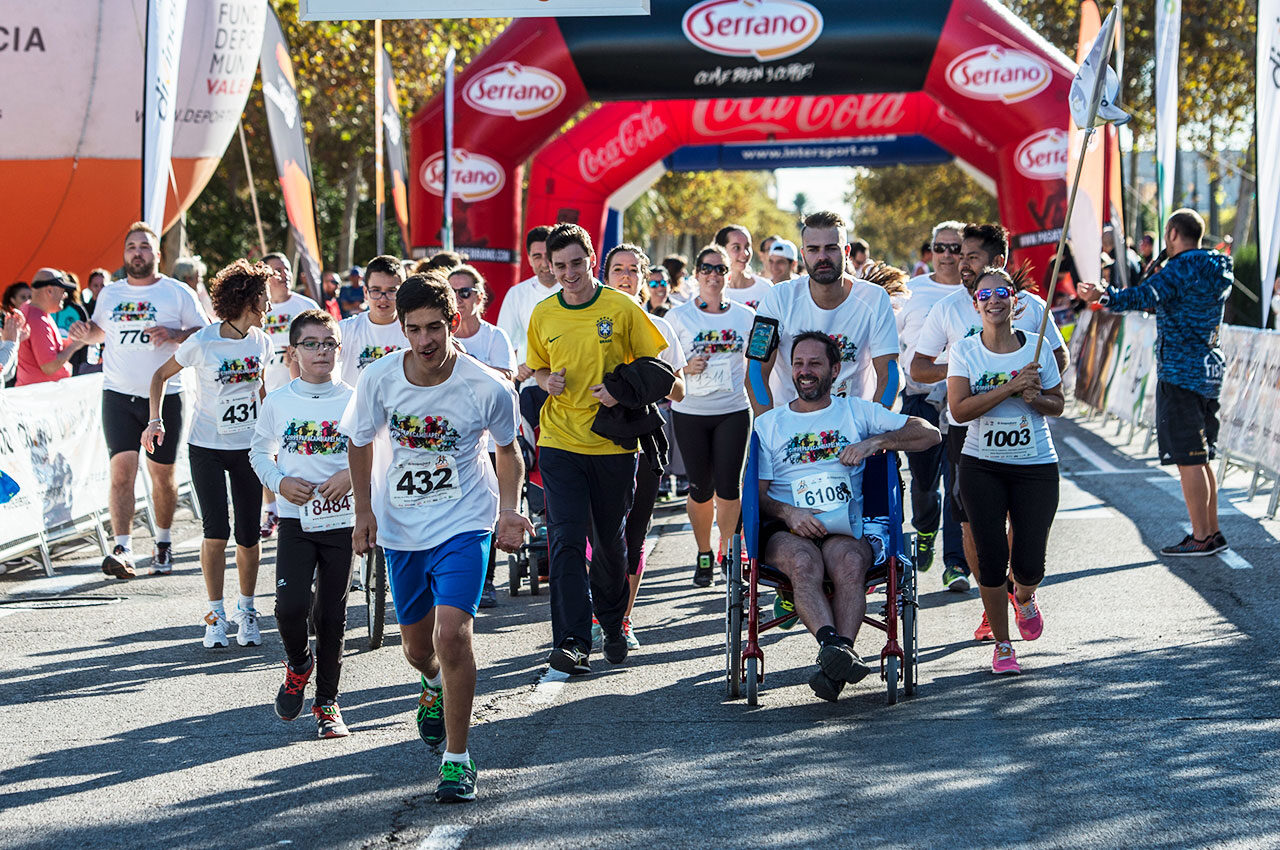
409;0;1076;310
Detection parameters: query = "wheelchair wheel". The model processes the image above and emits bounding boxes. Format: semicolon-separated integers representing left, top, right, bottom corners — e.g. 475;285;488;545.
746;656;759;706
528;551;542;595
365;547;387;650
725;536;743;700
507;554;522;596
902;600;918;697
885;655;900;705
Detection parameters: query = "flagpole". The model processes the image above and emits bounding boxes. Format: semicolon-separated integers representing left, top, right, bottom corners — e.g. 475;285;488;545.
442;46;456;253
374;19;386;256
238;120;267;256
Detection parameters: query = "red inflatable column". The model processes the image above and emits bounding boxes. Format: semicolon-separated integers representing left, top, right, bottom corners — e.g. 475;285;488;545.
996;132;1069;297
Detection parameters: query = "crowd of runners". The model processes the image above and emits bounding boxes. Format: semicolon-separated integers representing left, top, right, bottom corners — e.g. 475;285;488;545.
12;202;1230;804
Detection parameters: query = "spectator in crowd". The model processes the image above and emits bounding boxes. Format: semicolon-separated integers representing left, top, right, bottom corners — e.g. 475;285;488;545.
51;271;93;374
416;251;467;274
759;234;784;261
849;239;871;277
1102;227;1141;286
1;306;29;385
83;268;110;315
346;266;364;290
338;285;365;318
765;239;800;284
662;255;692;304
17;269;88;385
4;282;32;313
174;255;214;318
913;242;933;277
321;271;343;321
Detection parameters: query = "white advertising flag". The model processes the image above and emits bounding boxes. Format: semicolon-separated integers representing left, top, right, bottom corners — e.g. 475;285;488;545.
1154;0;1181;246
142;0;188;231
1259;0;1280;326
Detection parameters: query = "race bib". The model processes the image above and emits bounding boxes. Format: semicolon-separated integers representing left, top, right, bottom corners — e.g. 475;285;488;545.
389;454;461;508
687;358;733;396
216;392;259;435
116;325;153;351
790;471;852;514
977;414;1037;460
300;493;355;531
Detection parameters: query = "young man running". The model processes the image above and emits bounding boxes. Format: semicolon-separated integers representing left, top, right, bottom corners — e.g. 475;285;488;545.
343;273;530;803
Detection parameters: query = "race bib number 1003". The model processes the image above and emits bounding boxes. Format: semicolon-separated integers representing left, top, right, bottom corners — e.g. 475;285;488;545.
977;414;1037;461
389;454;461;509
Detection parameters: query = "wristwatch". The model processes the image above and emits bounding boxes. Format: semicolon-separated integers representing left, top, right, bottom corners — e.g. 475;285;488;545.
1097;291;1111;307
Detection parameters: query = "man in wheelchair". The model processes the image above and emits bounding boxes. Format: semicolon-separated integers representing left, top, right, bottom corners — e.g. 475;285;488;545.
754;333;940;701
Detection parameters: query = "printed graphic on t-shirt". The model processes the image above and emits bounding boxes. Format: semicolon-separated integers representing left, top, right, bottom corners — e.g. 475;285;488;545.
691;329;744;354
217;356;263;385
359;344;399;369
596;316;615;341
827;333;858;362
783;430;850;464
744;300;761;309
973;370;1016;393
282;419;348;455
263;313;291;337
112;301;157;322
389;412;461;451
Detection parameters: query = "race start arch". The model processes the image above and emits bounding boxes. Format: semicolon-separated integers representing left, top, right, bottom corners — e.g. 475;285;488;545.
409;0;1076;306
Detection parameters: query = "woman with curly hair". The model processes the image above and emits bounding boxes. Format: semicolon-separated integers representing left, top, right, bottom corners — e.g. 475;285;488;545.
143;259;274;649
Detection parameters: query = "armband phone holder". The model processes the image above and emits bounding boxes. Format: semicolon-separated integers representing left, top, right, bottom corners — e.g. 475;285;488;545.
746;315;779;362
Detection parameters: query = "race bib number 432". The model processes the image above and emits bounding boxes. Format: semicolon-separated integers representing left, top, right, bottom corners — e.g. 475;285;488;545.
978;414;1037;461
389;454;460;508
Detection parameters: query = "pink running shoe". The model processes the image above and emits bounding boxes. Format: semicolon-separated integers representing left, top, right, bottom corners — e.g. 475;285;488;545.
991;641;1021;675
974;611;994;642
1010;592;1044;641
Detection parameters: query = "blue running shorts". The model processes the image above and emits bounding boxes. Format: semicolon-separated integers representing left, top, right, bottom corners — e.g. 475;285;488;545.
383;529;491;624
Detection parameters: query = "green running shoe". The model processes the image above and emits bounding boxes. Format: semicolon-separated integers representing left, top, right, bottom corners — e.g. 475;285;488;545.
435;758;477;803
417;675;445;748
914;531;936;572
773;592;798;629
942;563;971;593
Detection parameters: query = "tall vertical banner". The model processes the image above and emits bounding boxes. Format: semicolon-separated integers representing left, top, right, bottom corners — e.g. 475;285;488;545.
1155;0;1181;248
142;0;188;230
260;6;324;301
1066;0;1106;287
1259;0;1280;327
381;48;412;252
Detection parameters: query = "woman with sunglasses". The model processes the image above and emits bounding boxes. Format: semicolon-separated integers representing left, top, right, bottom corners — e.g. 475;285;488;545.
666;244;756;587
448;264;518;609
645;268;674;316
947;267;1063;676
596;243;687;648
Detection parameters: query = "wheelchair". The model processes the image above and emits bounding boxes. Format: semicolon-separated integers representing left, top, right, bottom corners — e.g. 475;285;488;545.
361;545;391;649
725;433;919;706
507;394;550;597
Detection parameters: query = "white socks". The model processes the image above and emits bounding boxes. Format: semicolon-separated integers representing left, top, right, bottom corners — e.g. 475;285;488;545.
115;535;132;552
237;594;254;612
443;750;470;765
425;672;443;688
155;527;171;544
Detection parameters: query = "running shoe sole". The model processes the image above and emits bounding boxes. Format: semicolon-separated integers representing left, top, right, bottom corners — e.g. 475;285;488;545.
548;647;590;675
808;669;845;702
817;643;871;685
101;556;136;580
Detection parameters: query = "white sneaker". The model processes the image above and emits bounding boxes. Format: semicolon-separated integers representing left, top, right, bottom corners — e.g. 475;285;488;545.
202;611;229;648
231;606;262;647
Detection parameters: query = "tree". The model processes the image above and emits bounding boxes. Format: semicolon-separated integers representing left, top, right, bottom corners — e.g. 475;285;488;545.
792;192;808;218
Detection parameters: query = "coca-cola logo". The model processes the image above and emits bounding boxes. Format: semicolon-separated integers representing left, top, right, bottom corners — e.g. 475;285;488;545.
578;105;669;183
1014;129;1068;181
946;45;1052;104
420;150;506;202
463;62;566;121
683;0;824;62
691;94;908;138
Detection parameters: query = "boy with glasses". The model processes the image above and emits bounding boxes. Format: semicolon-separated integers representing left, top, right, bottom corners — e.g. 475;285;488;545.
337;255;408;388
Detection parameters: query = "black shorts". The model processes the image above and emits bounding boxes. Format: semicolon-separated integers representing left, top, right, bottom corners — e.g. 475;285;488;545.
944;424;969;522
102;390;183;464
1156;381;1219;466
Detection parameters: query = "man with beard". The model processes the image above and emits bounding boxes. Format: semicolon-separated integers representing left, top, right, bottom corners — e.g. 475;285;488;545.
70;223;208;578
497;226;562;385
754;332;939;701
750;210;899;414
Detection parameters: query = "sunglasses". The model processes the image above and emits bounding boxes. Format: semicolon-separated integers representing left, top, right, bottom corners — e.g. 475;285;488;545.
452;287;476;299
296;340;340;352
650;281;669;288
698;263;729;275
975;286;1014;301
932;243;962;255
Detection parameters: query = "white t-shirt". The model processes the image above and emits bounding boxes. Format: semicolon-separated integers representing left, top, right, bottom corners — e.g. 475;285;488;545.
725;274;774;310
756;275;900;405
898;274;966;395
666;300;754;416
649;312;688;375
92;277;209;397
174;323;272;450
262;292;320;390
755;396;908;539
948;331;1060;465
916;287;1065;425
339;350;519;552
337;312;408;389
250;379;354;520
496;275;561;365
456;320;516;374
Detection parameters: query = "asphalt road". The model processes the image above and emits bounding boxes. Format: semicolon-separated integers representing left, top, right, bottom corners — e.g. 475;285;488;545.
2;412;1278;850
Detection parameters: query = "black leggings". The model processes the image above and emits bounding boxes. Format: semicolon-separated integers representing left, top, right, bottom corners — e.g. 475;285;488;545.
188;444;262;547
958;456;1059;589
274;519;353;703
624;458;661;576
672;408;751;503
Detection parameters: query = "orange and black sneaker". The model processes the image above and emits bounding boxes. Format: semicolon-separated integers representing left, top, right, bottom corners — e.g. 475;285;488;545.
313;701;350;738
275;658;313;721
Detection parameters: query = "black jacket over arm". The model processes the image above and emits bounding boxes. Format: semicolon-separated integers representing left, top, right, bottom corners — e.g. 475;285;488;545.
590;356;676;475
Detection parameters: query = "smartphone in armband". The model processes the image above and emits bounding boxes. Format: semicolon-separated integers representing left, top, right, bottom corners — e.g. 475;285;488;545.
746;315;779;362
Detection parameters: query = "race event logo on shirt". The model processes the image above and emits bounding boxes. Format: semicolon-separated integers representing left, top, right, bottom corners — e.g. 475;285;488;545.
1014;129;1068;181
263;313;292;336
463;62;566;121
945;46;1053;104
827;333;857;361
358;345;399;369
216;356;263;385
112;301;157;322
282;420;348;455
691;329;744;354
784;430;849;464
389;412;461;451
973;370;1015;393
420;150;507;203
683;0;824;62
596;316;615;341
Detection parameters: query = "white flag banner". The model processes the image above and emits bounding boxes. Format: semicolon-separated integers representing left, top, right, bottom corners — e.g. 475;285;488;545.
1259;0;1280;326
1154;0;1181;246
1068;9;1130;129
141;0;187;231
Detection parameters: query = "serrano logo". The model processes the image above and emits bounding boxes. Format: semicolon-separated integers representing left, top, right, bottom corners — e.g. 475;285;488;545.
420;150;507;202
463;62;566;121
946;46;1052;104
1014;128;1068;181
578;104;668;182
683;0;823;62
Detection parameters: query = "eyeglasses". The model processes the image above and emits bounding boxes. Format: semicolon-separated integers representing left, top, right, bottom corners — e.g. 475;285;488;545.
452;287;476;299
698;263;729;275
975;286;1014;301
295;340;340;352
932;243;962;255
366;289;398;300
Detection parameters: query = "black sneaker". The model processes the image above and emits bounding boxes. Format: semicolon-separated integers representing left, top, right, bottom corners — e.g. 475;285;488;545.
435;758;477;803
692;551;713;587
149;542;173;575
1160;534;1217;557
1208;531;1229;554
809;668;846;702
602;629;628;665
817;642;872;685
548;641;591;675
101;545;136;580
275;658;313;721
914;531;936;573
478;582;498;609
417;675;445;748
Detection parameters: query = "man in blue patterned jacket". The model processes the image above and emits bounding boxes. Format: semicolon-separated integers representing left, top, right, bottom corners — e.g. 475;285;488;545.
1080;209;1233;556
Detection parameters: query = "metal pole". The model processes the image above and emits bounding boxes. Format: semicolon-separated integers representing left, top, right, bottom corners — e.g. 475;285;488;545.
442;46;456;253
374;19;386;256
238;120;268;256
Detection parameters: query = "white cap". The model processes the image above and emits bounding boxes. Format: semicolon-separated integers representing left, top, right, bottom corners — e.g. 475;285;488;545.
769;239;798;261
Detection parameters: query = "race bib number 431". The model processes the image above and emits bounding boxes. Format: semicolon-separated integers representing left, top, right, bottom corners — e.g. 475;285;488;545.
389;454;460;508
978;414;1037;461
217;392;259;435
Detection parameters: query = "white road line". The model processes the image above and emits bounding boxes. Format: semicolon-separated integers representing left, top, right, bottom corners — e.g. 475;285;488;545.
1054;506;1118;520
528;668;569;705
1062;469;1153;477
418;825;471;850
1180;524;1253;569
1062;436;1119;473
